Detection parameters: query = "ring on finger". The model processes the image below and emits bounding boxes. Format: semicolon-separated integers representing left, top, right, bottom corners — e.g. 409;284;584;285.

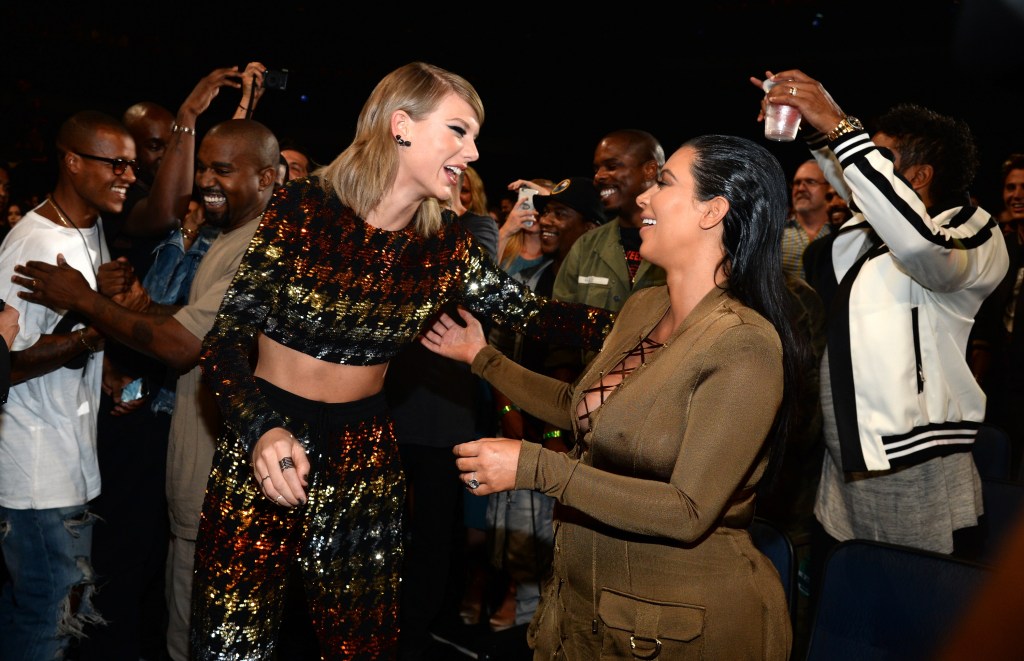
276;495;286;504
279;457;295;471
788;86;797;96
467;472;480;490
261;474;271;484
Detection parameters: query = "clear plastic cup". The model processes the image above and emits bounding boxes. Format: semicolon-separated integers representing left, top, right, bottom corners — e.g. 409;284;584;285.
763;80;802;142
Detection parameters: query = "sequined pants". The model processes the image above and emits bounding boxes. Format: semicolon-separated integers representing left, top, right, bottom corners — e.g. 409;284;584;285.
191;380;404;660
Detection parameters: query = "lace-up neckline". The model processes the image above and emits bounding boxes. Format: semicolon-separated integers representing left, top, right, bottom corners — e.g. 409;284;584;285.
576;335;664;433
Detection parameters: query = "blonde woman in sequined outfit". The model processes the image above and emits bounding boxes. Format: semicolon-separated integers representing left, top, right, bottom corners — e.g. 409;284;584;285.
191;62;613;660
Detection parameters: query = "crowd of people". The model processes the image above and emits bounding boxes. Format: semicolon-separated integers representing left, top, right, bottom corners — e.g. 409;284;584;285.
0;58;1020;661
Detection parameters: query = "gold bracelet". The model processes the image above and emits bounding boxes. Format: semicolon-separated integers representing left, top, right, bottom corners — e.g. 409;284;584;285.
180;226;198;241
78;328;99;353
171;124;196;136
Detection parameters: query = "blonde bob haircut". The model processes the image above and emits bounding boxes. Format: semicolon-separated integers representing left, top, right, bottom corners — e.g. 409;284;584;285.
318;61;485;236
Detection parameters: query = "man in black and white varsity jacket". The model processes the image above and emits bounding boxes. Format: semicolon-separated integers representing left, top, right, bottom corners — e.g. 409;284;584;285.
754;69;1009;559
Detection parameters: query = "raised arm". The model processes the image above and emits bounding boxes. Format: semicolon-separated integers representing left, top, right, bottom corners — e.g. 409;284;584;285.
764;68;1007;293
124;66;252;237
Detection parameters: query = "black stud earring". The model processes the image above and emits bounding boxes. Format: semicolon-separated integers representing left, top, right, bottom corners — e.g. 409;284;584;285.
395;134;411;147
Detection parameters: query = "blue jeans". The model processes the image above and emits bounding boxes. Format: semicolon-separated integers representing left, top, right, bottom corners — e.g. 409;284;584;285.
487;489;555;625
0;504;104;661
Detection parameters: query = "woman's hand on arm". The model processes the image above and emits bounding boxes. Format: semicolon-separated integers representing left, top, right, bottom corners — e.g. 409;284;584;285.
453;438;522;495
252;427;310;507
419;308;488;364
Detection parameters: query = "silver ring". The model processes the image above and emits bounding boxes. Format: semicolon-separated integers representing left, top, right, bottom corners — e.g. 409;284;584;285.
468;478;480;490
279;457;295;471
788;86;797;96
276;495;285;504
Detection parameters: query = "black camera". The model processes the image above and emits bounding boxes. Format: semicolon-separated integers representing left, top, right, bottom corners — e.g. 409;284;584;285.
263;68;289;91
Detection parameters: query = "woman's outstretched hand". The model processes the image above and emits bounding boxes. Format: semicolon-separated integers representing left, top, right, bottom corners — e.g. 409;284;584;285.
420;307;487;365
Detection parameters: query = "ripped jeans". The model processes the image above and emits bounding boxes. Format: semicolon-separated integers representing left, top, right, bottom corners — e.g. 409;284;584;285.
0;504;105;661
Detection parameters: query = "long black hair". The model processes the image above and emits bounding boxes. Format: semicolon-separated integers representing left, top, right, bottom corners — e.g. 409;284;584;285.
685;134;811;495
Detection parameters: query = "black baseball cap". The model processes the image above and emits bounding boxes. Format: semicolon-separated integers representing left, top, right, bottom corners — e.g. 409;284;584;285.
533;177;608;226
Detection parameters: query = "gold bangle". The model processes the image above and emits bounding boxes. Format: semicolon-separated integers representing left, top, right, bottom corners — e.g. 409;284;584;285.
78;328;99;353
180;226;198;241
172;124;196;136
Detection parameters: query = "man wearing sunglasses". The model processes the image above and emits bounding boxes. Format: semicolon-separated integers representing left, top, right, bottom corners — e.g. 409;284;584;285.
13;116;279;661
0;109;137;660
72;150;138;175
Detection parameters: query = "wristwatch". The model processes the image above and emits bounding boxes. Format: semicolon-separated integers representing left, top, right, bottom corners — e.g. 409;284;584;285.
827;116;864;141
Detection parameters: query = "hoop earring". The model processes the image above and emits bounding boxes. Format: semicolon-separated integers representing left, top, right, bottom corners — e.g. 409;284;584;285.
395;134;412;147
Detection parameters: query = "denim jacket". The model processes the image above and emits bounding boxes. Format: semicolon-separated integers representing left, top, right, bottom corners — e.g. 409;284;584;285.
143;225;219;414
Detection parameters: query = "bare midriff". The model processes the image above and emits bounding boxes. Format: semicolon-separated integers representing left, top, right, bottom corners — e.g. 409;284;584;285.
253;333;388;403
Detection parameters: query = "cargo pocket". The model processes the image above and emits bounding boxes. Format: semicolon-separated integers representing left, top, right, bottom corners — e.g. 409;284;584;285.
598;588;705;659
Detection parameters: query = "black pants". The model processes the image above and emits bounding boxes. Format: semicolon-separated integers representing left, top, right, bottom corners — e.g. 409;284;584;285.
78;397;171;661
397;443;464;660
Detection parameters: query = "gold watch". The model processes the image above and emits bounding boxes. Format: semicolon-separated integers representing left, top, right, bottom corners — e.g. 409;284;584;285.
827;116;864;141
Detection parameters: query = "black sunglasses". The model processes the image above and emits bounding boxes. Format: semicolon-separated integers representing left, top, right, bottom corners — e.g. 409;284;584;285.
74;151;137;176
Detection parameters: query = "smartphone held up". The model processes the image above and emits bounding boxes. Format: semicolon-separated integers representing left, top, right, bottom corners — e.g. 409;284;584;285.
517;186;537;227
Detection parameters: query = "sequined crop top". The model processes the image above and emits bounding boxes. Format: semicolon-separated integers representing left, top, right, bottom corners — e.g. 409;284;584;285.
200;177;615;451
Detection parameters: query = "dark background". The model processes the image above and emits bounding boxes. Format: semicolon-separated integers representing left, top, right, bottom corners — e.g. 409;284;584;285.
3;0;1023;211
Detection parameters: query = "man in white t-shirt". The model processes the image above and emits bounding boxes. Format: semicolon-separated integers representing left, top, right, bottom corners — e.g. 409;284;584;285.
0;110;137;661
15;118;280;661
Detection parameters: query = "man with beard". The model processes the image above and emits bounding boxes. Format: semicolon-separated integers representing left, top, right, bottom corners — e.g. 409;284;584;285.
783;159;835;281
13;118;279;661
